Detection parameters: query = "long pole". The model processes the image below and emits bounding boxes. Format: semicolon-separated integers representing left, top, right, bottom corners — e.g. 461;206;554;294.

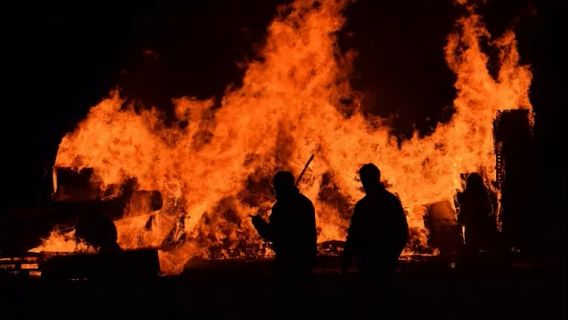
295;154;315;187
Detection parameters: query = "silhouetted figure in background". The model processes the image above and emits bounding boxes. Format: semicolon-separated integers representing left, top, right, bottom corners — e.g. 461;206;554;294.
457;173;497;253
252;171;317;275
251;171;317;319
342;163;409;275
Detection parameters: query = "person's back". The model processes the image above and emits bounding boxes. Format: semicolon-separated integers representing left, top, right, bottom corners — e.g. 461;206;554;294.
270;191;317;274
343;164;408;275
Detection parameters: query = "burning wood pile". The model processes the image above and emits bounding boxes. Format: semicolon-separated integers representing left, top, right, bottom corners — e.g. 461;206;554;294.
1;0;537;278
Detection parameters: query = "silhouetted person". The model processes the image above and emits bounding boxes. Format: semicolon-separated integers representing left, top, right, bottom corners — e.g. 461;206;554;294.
457;173;497;253
342;163;409;275
251;171;317;319
252;171;317;275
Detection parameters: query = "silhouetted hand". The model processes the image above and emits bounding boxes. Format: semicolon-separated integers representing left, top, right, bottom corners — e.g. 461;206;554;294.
251;214;271;241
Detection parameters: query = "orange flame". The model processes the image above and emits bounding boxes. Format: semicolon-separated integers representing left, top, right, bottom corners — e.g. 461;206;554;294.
33;0;532;275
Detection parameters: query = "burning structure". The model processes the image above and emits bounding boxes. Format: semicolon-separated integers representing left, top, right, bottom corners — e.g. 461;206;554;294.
1;0;536;277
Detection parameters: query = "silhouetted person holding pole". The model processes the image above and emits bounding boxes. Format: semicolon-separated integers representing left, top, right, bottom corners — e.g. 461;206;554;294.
251;170;317;318
252;170;317;275
342;163;409;275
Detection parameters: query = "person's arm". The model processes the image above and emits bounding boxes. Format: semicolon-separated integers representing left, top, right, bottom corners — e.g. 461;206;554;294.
307;200;317;248
252;215;271;241
395;197;409;250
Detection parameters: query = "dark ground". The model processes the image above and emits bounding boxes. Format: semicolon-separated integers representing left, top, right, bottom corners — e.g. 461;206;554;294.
1;255;564;319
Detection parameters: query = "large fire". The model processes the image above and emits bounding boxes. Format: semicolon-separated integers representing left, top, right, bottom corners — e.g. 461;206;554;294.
33;0;532;274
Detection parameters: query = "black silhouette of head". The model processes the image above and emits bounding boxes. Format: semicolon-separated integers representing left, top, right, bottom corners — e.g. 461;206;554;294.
272;171;296;198
359;163;381;194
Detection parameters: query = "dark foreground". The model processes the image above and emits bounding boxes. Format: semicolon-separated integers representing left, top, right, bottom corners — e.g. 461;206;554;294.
1;255;565;320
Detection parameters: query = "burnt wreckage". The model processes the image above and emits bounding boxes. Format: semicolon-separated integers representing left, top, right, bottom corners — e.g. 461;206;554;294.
1;167;161;279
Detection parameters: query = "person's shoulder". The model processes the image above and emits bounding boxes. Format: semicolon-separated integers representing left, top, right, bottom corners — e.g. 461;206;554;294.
382;189;402;205
297;192;314;206
384;189;399;200
354;195;369;209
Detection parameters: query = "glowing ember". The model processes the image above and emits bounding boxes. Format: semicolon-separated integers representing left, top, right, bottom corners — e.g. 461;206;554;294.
32;0;532;274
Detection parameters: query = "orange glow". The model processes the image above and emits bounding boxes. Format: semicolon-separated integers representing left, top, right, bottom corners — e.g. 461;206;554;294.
32;0;532;274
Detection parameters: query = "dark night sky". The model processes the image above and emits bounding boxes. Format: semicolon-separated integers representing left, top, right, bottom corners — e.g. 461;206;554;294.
1;0;565;240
